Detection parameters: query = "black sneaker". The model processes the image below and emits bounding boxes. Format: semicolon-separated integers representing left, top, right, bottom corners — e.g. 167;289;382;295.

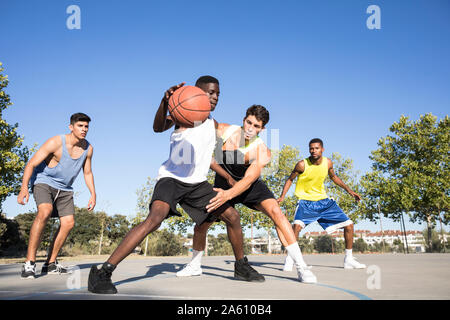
88;264;117;294
234;257;265;282
21;261;36;279
41;260;72;275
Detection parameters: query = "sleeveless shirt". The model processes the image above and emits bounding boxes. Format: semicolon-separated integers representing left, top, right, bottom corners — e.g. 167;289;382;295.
31;135;90;191
294;157;329;201
157;117;216;184
215;125;264;180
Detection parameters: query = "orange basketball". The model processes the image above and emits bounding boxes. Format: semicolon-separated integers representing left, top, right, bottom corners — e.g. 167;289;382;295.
168;85;211;127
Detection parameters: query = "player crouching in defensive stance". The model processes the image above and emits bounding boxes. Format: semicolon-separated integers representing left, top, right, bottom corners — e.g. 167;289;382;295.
18;113;95;279
278;138;366;270
177;105;317;283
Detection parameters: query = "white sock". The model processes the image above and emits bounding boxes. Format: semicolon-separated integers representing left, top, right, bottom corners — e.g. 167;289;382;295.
190;250;204;267
345;249;353;258
284;254;294;266
285;243;307;269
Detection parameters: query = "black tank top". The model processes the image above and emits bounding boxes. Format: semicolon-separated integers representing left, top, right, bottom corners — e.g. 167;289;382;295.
215;125;263;181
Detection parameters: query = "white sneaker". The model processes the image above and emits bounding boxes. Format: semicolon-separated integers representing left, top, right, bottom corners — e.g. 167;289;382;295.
297;267;317;284
176;264;202;277
344;256;366;269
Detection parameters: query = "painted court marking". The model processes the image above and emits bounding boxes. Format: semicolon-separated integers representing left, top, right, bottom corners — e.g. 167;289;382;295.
2;274;372;300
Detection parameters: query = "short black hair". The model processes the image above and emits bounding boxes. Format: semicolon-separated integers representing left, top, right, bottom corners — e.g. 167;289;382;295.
309;138;323;147
195;75;219;87
70;113;91;125
245;105;270;127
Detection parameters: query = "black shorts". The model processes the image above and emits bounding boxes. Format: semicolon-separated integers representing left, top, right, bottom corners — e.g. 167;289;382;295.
150;177;228;225
214;175;275;210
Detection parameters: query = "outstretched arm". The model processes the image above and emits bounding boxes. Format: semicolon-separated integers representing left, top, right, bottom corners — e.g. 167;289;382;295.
328;159;361;202
277;160;304;203
153;82;185;132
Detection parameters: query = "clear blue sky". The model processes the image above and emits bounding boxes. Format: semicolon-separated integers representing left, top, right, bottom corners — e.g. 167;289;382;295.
1;0;449;234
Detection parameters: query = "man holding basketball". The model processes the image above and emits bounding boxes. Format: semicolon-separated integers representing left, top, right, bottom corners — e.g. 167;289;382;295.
278;138;366;270
88;76;265;294
176;105;318;284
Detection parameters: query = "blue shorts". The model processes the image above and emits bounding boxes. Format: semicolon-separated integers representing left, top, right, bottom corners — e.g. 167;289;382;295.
294;198;353;234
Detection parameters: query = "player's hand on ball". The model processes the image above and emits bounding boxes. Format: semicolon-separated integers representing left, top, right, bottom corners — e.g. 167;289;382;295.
164;82;185;100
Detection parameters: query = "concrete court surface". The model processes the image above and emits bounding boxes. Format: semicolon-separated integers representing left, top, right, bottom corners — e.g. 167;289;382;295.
0;253;449;300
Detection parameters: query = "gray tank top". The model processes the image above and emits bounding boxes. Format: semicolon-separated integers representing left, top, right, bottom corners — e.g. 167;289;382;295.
31;135;90;191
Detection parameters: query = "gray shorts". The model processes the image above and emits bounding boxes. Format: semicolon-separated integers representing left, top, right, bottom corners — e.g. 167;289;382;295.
32;183;75;217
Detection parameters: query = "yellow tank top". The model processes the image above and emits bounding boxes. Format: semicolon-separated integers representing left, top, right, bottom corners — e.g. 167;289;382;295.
294;157;329;201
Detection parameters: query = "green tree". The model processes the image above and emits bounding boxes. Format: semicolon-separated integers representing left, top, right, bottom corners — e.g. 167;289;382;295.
0;213;26;256
297;237;314;254
106;214;130;243
422;227;448;253
133;177;156;227
325;153;362;222
393;238;404;253
9;207;130;256
207;233;252;256
66;208;101;254
314;235;334;253
0;62;33;210
144;229;186;256
14;211;58;253
359;114;449;252
372;241;391;253
353;238;368;253
208;233;234;256
313;235;343;253
334;239;345;253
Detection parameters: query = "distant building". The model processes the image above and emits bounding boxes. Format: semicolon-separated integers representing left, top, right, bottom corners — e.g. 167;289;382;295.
303;229;427;253
250;236;282;254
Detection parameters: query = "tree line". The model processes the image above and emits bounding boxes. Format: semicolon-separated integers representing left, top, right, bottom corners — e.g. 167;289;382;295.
2;207;447;257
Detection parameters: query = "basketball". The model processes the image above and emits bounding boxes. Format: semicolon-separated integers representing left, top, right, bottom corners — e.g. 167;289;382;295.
168;85;211;127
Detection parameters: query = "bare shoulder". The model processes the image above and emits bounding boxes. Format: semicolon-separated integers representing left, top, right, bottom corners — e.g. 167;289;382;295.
327;157;333;169
257;139;270;154
42;135;62;151
296;160;305;172
256;141;271;164
87;144;94;156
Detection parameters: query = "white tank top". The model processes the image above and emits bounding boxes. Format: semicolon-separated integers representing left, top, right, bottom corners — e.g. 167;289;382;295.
157;117;216;184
